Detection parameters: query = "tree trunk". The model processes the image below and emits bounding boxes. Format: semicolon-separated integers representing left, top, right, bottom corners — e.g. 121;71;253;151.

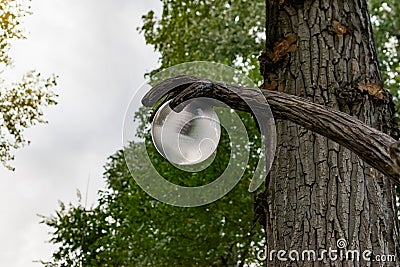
259;0;399;266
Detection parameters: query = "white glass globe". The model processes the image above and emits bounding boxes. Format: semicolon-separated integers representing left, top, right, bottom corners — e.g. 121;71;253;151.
151;99;221;165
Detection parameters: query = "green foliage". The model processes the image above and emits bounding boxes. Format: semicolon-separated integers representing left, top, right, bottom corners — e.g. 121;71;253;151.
0;0;29;66
139;0;266;83
0;0;58;170
0;71;57;169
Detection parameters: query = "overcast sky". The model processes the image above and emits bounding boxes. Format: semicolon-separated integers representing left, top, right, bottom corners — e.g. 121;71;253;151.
0;1;162;266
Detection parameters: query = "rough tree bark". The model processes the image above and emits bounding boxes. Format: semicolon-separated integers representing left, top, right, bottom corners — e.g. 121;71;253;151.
258;0;399;266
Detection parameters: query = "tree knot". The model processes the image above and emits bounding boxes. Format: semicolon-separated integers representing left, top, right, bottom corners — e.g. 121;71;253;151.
333;20;348;35
359;82;383;100
270;33;297;63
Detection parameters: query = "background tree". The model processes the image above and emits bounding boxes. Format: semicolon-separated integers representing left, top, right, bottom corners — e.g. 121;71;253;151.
140;0;266;82
0;0;58;170
41;104;267;266
42;0;400;266
42;1;267;266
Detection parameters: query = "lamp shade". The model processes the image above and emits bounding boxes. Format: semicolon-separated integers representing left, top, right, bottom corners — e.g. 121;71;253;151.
151;99;221;166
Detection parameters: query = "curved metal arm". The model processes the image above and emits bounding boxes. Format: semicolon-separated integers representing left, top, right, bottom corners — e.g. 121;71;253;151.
142;75;400;185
